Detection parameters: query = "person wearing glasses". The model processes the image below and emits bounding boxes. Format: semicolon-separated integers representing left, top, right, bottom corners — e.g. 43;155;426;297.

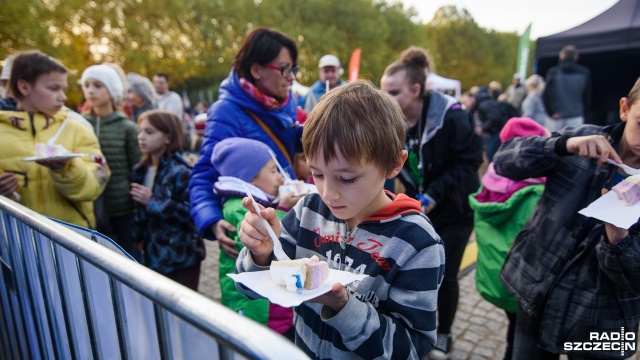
189;27;302;259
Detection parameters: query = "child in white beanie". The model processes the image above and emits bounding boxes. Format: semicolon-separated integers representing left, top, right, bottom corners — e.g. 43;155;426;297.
211;137;303;340
81;64;141;257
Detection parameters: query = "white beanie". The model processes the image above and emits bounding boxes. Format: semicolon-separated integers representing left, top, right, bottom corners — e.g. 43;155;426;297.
80;64;124;105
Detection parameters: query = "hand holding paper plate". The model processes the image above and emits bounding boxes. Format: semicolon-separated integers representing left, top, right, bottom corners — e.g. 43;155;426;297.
579;190;640;229
229;269;366;307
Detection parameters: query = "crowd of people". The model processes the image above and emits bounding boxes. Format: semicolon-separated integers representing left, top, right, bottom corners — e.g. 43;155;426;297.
0;26;638;360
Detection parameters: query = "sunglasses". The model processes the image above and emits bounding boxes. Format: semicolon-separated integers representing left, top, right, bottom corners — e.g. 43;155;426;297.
264;64;299;78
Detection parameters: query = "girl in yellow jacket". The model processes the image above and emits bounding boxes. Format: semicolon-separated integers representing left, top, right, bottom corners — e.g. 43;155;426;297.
0;50;109;228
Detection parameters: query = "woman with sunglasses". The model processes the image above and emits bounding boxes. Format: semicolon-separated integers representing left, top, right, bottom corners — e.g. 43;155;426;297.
189;27;302;261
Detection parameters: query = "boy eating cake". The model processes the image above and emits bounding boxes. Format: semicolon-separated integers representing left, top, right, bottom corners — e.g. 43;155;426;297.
237;80;445;359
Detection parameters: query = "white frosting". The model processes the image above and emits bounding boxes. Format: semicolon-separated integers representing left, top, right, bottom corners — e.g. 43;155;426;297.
35;143;68;157
270;256;328;292
270;260;306;292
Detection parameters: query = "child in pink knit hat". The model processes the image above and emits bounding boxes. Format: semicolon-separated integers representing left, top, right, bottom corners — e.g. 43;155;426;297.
480;117;548;202
499;117;549;144
469;116;547;360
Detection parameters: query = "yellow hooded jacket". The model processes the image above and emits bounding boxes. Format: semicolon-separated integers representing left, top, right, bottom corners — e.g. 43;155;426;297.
0;109;110;228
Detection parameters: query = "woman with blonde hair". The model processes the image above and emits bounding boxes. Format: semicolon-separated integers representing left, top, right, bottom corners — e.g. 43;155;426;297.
522;74;548;126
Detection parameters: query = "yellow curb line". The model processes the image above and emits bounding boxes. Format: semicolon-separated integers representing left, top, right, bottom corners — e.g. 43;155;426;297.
459;241;477;273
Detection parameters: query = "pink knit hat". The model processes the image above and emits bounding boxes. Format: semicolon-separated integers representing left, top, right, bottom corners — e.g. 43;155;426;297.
499;117;548;143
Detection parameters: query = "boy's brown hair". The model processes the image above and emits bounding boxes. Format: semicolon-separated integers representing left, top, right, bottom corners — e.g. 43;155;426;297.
302;80;406;175
137;110;184;165
9;50;68;100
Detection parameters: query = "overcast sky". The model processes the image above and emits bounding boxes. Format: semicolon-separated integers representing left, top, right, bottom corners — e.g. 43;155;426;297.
397;0;618;39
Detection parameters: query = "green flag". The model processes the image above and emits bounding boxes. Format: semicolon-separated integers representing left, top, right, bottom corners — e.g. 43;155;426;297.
516;24;532;79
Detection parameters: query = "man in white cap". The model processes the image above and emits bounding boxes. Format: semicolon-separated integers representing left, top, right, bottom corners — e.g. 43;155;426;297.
300;54;346;113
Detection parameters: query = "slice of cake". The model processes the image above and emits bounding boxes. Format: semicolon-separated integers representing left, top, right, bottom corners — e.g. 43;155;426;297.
270;255;329;292
270;259;307;292
612;174;640;205
301;256;329;290
35;143;69;158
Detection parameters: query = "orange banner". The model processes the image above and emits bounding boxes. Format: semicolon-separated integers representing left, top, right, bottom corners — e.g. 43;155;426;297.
348;49;361;82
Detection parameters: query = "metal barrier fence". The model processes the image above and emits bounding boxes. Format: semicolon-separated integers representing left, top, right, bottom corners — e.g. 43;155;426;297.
0;197;308;360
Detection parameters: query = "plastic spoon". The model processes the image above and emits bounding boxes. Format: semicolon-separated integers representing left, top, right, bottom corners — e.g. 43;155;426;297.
242;184;290;260
606;158;640;176
268;150;292;183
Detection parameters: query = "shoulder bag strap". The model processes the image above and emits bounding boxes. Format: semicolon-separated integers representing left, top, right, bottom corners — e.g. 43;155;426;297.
243;109;293;166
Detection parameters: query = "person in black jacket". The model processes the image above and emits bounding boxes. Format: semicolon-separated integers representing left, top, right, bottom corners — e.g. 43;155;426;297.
467;86;517;162
381;46;483;359
542;45;592;132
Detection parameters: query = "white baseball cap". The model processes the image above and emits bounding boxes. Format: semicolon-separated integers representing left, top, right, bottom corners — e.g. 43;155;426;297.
318;54;341;69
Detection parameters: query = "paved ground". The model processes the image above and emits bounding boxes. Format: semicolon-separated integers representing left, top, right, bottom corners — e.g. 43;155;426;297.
198;240;638;360
198;240;221;303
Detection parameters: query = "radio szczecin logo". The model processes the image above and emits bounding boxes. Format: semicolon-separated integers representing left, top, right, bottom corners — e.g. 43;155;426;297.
564;328;636;356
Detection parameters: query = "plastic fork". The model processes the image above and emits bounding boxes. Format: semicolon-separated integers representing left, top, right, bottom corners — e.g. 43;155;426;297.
606;158;640;176
242;184;290;260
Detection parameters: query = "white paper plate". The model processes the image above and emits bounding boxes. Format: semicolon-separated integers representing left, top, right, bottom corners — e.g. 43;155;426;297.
228;269;367;308
578;190;640;229
22;153;84;162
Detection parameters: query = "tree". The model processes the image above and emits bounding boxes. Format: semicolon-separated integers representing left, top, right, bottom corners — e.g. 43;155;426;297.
423;6;520;92
0;1;522;107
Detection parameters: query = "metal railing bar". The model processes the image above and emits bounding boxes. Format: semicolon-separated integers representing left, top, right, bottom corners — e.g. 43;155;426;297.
154;303;169;360
0;213;19;360
76;257;99;360
51;241;78;360
10;218;36;360
33;232;62;359
109;277;129;360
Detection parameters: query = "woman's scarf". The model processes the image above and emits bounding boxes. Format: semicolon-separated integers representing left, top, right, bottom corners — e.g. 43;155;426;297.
239;77;290;110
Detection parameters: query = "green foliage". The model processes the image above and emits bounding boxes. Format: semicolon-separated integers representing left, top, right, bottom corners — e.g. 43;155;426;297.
0;1;527;107
424;6;520;92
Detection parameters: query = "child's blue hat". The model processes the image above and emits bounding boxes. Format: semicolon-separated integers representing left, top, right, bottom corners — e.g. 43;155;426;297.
212;138;273;182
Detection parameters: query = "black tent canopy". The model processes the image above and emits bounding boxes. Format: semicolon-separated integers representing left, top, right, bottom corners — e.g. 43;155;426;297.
535;0;640;125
